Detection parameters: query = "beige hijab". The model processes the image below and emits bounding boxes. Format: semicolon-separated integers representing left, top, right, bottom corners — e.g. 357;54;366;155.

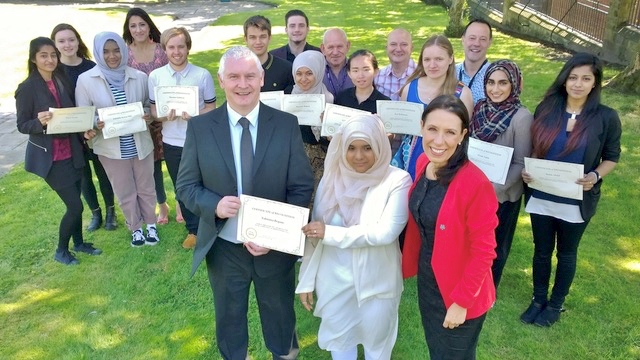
314;114;392;226
291;50;334;104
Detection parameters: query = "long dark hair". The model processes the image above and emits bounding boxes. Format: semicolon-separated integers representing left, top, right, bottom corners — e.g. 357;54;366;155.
123;8;162;44
50;23;91;60
28;37;65;76
421;94;469;186
531;52;603;158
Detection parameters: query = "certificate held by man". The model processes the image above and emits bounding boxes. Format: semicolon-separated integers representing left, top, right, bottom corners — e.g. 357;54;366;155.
282;94;325;126
154;85;199;118
321;103;370;137
47;106;95;134
524;157;584;200
468;138;514;185
237;195;309;256
376;100;423;136
98;101;148;139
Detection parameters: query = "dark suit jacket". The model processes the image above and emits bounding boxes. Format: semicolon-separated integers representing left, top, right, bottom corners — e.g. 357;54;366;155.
15;71;85;178
176;102;314;276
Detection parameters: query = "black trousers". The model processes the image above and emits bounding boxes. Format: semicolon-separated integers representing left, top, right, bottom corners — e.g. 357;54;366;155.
206;239;299;360
492;198;522;289
46;159;84;250
153;159;167;204
163;143;198;234
530;213;590;308
81;148;114;210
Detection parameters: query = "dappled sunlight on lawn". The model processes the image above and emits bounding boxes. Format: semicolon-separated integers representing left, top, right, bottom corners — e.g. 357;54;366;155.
0;288;64;314
620;260;640;273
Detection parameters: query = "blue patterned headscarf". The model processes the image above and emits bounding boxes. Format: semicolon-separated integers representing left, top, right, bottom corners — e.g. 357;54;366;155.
92;31;129;91
470;60;523;142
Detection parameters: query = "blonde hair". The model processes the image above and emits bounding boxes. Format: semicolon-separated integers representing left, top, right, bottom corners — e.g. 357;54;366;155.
160;27;191;51
400;35;458;98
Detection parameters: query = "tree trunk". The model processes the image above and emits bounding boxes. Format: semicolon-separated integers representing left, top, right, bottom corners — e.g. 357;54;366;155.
607;51;640;95
445;0;467;37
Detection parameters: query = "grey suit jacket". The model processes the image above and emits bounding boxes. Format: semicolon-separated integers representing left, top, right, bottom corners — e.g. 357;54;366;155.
176;102;314;276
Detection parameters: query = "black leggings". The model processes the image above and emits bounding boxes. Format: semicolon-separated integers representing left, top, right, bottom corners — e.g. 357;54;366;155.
81;149;114;210
52;179;84;251
530;213;590;308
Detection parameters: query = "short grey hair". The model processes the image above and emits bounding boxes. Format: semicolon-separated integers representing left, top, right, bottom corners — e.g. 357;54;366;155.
218;46;263;79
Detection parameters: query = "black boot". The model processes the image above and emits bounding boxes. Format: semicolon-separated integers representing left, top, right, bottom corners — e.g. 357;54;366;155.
104;206;117;231
87;208;103;232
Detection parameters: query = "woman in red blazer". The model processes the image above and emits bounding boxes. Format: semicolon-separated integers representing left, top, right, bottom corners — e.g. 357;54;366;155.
402;94;498;359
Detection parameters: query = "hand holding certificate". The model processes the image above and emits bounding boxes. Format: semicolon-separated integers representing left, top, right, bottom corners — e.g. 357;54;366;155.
282;94;325;126
468;138;514;185
47;106;95;134
524;157;584;200
98;102;148;139
321;103;370;137
237;195;310;256
154;85;199;118
376;100;423;136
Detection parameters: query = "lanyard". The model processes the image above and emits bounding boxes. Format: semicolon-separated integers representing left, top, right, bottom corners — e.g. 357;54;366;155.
459;59;488;89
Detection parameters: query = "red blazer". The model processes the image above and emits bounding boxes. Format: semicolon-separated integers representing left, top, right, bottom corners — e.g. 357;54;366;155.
402;154;498;319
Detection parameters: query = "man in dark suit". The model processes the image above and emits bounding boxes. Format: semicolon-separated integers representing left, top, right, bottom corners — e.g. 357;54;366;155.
176;46;314;360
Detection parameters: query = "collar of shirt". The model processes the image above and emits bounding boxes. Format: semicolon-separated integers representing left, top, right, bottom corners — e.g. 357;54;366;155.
167;62;192;79
227;102;260;128
381;59;417;79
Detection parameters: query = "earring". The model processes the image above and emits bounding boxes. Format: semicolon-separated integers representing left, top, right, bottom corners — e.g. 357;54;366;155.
458;142;462;146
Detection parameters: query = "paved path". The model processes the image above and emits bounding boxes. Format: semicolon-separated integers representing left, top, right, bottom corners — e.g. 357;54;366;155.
0;0;271;177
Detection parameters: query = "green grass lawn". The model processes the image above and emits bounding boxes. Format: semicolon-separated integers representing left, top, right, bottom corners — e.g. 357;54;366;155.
1;0;639;359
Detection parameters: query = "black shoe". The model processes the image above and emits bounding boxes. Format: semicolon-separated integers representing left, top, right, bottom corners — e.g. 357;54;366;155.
534;306;564;327
104;206;117;231
54;249;79;265
520;301;546;324
73;242;103;255
87;208;103;232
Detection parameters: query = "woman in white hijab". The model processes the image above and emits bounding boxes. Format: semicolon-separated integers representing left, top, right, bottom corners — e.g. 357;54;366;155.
296;114;411;360
292;50;334;190
76;31;158;248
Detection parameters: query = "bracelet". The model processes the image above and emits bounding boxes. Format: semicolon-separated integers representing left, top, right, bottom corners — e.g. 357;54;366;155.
591;170;600;183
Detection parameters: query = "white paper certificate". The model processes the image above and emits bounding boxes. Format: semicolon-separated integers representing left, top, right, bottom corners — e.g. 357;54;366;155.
468;138;514;185
154;85;199;117
321;103;370;137
47;106;95;134
237;195;310;256
98;102;147;139
260;90;284;110
524;157;584;200
282;94;325;126
376;100;423;136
